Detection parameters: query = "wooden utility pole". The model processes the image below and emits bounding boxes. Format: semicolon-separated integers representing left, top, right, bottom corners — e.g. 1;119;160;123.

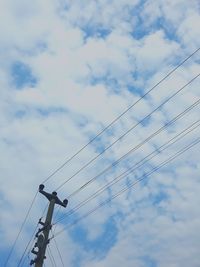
30;184;68;267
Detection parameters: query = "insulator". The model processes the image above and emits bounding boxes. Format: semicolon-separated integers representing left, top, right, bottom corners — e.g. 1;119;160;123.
31;248;38;255
39;184;45;191
39;218;45;226
36;234;45;249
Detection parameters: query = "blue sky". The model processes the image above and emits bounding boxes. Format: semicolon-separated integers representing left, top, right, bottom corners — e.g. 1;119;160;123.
0;1;200;267
11;61;37;89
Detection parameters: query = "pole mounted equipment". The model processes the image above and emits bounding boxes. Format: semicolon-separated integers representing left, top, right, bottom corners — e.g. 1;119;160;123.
30;184;68;267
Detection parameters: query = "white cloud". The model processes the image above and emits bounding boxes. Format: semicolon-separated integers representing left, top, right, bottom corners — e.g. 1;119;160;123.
0;0;200;266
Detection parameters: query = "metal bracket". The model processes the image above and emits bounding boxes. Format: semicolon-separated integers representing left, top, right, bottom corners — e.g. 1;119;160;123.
39;184;68;207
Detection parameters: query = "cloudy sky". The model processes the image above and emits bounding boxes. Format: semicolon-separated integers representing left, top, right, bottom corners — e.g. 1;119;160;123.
1;0;200;266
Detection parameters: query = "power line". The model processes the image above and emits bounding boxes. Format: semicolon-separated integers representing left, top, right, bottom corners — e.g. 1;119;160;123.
42;47;200;185
54;118;200;224
55;72;200;191
17;204;48;267
47;245;57;267
63;93;200;200
4;191;38;267
4;47;200;266
17;224;38;267
51;230;65;267
49;210;65;266
52;137;200;238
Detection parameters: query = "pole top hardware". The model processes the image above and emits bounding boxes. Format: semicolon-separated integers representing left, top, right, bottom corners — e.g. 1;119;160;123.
39;184;68;208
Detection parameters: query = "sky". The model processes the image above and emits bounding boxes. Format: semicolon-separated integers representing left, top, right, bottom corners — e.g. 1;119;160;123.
0;0;200;266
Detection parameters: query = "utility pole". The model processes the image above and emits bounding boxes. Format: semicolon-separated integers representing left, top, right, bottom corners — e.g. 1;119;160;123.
30;184;68;267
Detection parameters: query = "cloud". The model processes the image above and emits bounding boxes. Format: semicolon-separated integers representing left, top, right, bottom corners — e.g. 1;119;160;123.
0;1;200;267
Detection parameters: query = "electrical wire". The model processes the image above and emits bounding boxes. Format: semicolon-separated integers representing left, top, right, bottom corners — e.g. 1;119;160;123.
42;47;200;185
17;111;200;266
52;136;200;239
47;245;57;267
4;47;200;266
4;191;38;267
55;72;200;191
50;209;65;267
9;73;200;266
50;244;58;267
63;93;200;201
51;230;65;267
54;118;200;224
17;204;48;267
17;224;38;267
